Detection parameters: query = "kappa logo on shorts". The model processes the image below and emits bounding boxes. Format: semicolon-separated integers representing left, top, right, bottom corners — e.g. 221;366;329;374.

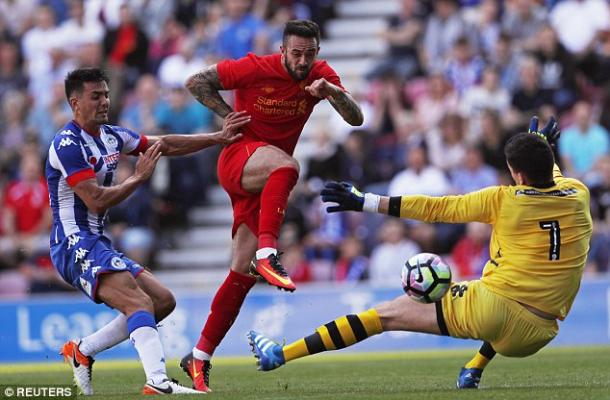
67;235;81;249
80;259;93;273
111;257;126;270
74;248;89;262
79;277;92;297
91;266;101;277
451;284;468;298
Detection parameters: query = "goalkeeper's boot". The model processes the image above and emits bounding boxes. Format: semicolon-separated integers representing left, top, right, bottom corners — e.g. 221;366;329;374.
251;253;296;292
60;340;94;395
247;330;285;371
179;353;212;392
456;367;483;389
143;378;206;395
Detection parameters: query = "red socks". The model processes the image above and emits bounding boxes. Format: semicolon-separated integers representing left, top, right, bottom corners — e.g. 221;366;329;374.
258;167;299;249
196;270;257;355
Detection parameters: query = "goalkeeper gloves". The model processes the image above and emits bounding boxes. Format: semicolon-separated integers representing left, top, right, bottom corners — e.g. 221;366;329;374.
320;181;380;213
528;116;560;146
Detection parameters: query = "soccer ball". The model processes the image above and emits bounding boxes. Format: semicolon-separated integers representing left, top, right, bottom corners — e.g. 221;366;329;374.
401;253;452;303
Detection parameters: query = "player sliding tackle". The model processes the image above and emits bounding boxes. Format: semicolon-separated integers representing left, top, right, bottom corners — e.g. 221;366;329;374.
249;116;592;389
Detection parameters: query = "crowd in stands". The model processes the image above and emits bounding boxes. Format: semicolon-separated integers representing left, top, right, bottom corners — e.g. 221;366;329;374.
1;0;609;296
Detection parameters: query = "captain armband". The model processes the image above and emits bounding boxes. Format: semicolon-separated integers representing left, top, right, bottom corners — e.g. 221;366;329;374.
388;196;402;217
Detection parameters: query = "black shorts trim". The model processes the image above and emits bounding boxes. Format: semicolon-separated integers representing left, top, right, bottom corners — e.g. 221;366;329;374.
435;301;449;336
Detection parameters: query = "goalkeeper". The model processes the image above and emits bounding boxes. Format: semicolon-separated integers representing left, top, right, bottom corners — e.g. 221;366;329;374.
248;117;592;389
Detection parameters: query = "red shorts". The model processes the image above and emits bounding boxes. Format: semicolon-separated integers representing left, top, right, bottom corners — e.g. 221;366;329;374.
217;139;269;237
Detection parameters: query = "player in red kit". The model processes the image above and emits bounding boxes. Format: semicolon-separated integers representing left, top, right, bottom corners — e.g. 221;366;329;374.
180;20;364;392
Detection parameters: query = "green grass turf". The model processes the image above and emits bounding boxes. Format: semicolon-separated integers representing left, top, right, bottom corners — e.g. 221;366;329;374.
0;346;609;399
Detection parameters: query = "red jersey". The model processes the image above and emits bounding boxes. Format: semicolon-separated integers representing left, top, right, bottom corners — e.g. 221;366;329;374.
3;178;49;233
217;52;345;154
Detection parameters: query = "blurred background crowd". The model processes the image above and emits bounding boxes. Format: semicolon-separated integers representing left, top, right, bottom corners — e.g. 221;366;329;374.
1;0;610;298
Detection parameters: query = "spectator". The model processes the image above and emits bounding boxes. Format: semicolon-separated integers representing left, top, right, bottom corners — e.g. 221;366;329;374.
550;0;610;55
531;24;577;112
334;235;368;282
489;32;522;93
1;152;51;255
501;0;546;52
103;3;149;118
367;0;423;81
22;5;72;106
20;4;59;79
108;160;155;267
464;0;500;57
158;37;206;89
305;128;343;183
55;0;104;56
559;100;610;178
460;66;510;139
422;0;475;73
444;36;485;96
369;219;420;286
0;0;36;38
508;56;554;130
388;144;451;197
0;151;66;295
148;17;186;73
216;0;266;59
120;74;164;134
580;28;610;88
0;90;29;173
338;130;379;188
27;81;72;149
280;243;312;283
256;6;293;55
414;73;459;131
587;155;610;273
478;109;511;174
0;40;27;103
451;221;491;278
427;113;468;172
450;145;499;194
370;74;409;136
130;0;175;41
155;87;214;213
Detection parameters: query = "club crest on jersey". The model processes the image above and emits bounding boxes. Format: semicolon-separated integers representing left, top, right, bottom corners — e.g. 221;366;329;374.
262;86;275;93
58;137;77;149
111;256;126;270
103;134;118;148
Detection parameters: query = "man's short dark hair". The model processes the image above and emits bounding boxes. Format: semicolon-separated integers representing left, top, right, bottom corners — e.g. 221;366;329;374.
283;20;321;46
504;133;555;186
64;68;109;100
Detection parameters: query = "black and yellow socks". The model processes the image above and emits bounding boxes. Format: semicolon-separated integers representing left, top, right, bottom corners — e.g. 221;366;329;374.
283;308;383;362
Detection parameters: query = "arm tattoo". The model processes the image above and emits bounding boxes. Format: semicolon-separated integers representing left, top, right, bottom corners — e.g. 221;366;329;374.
186;65;233;118
328;91;364;126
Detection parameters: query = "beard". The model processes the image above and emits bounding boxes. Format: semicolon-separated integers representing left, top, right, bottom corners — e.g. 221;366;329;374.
284;58;310;81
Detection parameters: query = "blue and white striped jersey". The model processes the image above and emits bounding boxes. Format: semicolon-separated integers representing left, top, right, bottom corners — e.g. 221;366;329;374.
45;120;148;245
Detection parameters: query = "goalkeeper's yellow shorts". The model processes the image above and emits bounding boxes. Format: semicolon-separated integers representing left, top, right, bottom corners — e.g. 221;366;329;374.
439;280;558;357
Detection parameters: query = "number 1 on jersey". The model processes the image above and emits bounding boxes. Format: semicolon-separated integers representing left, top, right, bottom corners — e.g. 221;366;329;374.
540;220;561;260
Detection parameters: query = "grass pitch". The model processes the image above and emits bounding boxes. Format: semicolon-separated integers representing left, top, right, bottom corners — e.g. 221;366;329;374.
1;346;609;399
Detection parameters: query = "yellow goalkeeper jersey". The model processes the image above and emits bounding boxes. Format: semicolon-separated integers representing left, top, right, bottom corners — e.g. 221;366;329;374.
399;165;592;320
